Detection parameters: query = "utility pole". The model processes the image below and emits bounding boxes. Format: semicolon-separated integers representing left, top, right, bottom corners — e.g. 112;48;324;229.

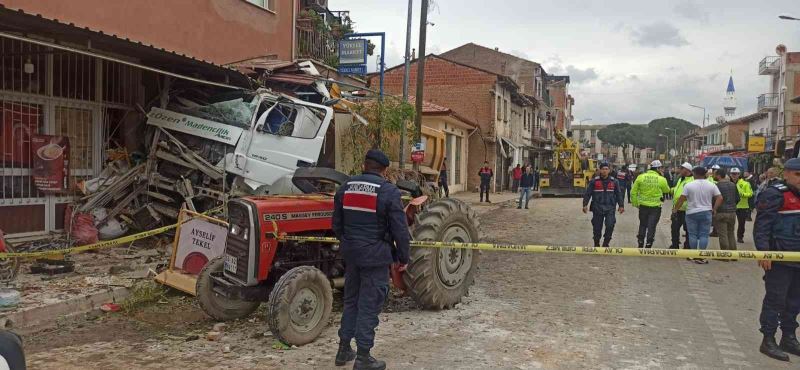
400;0;413;170
412;0;428;171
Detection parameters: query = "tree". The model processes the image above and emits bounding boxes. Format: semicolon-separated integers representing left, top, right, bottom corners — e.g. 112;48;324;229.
597;123;636;163
597;117;699;163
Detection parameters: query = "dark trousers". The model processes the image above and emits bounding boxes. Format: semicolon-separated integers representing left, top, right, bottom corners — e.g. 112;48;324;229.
439;180;449;198
591;208;616;246
480;183;490;202
533;177;539;191
512;178;520;192
626;186;632;203
759;263;800;336
670;210;688;249
339;263;390;351
736;209;749;240
637;206;662;247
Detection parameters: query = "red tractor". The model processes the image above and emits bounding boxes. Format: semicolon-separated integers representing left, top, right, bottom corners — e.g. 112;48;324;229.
196;168;481;345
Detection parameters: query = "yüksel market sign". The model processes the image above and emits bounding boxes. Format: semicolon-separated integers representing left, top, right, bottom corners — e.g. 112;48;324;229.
147;107;244;146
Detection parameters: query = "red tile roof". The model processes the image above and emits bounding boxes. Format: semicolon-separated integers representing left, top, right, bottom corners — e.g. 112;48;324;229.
407;96;477;128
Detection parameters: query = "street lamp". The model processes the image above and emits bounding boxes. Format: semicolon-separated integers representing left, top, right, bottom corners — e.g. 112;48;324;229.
779;15;800;20
688;104;707;127
665;127;678;160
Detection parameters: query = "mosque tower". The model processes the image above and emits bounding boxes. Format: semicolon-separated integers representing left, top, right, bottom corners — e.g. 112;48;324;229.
723;74;736;118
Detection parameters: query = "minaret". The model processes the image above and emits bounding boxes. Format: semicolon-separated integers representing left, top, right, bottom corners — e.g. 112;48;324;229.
723;74;736;118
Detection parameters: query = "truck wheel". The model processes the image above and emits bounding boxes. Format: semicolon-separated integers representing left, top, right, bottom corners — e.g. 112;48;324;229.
197;256;260;321
267;266;332;346
404;198;481;310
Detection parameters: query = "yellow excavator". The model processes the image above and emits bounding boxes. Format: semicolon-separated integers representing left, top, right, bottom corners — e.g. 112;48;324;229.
539;130;596;196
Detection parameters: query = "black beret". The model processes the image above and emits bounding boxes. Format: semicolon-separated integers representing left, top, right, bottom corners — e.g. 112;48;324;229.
365;149;390;167
785;158;800;171
599;162;610;168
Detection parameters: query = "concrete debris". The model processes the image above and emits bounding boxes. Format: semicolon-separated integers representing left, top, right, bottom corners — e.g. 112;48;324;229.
212;323;227;332
206;331;223;341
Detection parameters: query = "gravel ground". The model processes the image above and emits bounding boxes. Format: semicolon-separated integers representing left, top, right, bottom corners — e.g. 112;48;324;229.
23;194;796;369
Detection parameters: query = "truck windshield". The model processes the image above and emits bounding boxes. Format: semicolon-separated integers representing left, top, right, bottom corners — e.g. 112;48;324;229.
168;94;258;129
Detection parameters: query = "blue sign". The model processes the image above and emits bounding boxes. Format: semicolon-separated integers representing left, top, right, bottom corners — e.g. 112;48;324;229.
702;156;748;171
338;64;366;75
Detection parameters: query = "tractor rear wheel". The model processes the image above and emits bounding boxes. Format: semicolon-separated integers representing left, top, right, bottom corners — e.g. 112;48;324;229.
267;266;333;346
197;256;260;321
403;198;481;310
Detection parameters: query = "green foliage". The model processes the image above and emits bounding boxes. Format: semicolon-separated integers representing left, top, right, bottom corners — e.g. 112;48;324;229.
597;117;698;160
342;98;416;175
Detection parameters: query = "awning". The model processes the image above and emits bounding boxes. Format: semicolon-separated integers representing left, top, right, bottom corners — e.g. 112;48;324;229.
0;5;251;89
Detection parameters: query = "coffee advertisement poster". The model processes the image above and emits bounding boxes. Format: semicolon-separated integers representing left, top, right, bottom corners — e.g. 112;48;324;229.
31;135;69;192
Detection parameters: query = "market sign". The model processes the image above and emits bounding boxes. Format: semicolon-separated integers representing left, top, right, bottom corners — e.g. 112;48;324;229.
748;136;766;152
147;107;244;146
411;141;425;163
338;39;367;75
174;218;228;275
31;134;69;192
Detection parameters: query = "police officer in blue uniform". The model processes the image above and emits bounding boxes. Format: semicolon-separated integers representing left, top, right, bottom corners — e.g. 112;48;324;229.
332;149;411;370
582;162;625;247
754;158;800;362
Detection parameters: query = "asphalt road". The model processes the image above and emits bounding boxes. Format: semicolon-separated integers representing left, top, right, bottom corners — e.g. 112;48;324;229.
25;195;796;369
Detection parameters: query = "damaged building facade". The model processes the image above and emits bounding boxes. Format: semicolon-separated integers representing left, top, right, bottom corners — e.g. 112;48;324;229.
0;1;302;238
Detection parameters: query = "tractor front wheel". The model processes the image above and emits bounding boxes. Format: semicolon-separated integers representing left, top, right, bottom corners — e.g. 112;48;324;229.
196;256;260;321
267;266;333;346
403;198;481;310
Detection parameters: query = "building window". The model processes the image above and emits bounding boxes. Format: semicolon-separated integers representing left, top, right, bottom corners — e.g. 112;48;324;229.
245;0;275;11
496;96;501;120
503;99;508;122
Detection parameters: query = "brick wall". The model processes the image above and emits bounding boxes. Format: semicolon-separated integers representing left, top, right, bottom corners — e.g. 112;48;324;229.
549;84;567;132
440;44;537;95
377;56;499;190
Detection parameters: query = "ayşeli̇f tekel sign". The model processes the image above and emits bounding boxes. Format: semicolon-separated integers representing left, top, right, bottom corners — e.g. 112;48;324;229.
31;134;69;192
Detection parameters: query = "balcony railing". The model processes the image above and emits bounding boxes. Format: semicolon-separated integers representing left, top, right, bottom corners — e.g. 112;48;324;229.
759;56;780;75
296;28;338;66
757;93;779;112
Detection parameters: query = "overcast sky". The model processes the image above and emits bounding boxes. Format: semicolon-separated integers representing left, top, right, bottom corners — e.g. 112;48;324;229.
342;0;800;126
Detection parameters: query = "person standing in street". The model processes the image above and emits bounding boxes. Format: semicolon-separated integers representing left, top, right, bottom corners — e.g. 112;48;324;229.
670;162;694;249
615;166;631;205
730;167;753;243
757;167;782;202
631;160;671;248
332;149;411;370
583;162;625;247
746;171;758;220
518;166;535;209
713;168;739;253
753;158;800;362
438;158;449;198
673;166;723;264
512;164;522;193
478;161;493;203
533;167;540;191
664;167;675;200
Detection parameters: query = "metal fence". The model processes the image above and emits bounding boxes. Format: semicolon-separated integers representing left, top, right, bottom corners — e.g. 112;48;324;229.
296;28;337;65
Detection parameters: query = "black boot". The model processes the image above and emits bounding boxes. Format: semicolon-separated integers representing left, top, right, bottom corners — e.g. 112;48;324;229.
335;343;356;366
780;333;800;356
602;239;611;248
645;243;653;249
353;350;386;370
761;335;790;361
593;238;600;248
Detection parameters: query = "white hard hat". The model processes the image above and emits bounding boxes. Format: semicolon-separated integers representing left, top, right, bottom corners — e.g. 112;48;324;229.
681;162;692;171
650;160;663;168
711;164;721;170
730;167;741;174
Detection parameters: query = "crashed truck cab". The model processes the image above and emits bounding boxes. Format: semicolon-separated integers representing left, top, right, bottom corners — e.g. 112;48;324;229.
146;89;334;196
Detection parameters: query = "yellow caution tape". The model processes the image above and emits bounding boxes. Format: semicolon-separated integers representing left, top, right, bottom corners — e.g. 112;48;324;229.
0;224;177;259
0;207;225;259
277;235;800;262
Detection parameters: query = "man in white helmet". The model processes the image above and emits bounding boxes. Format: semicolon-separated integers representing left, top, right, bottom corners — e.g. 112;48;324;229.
631;160;671;248
729;167;754;243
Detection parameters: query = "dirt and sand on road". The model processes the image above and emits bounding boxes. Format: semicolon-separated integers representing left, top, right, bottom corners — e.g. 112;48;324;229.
23;194;795;369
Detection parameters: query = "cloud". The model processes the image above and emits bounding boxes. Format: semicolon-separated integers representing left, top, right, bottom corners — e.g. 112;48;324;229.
674;0;710;23
564;65;599;84
544;57;599;84
630;21;689;47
